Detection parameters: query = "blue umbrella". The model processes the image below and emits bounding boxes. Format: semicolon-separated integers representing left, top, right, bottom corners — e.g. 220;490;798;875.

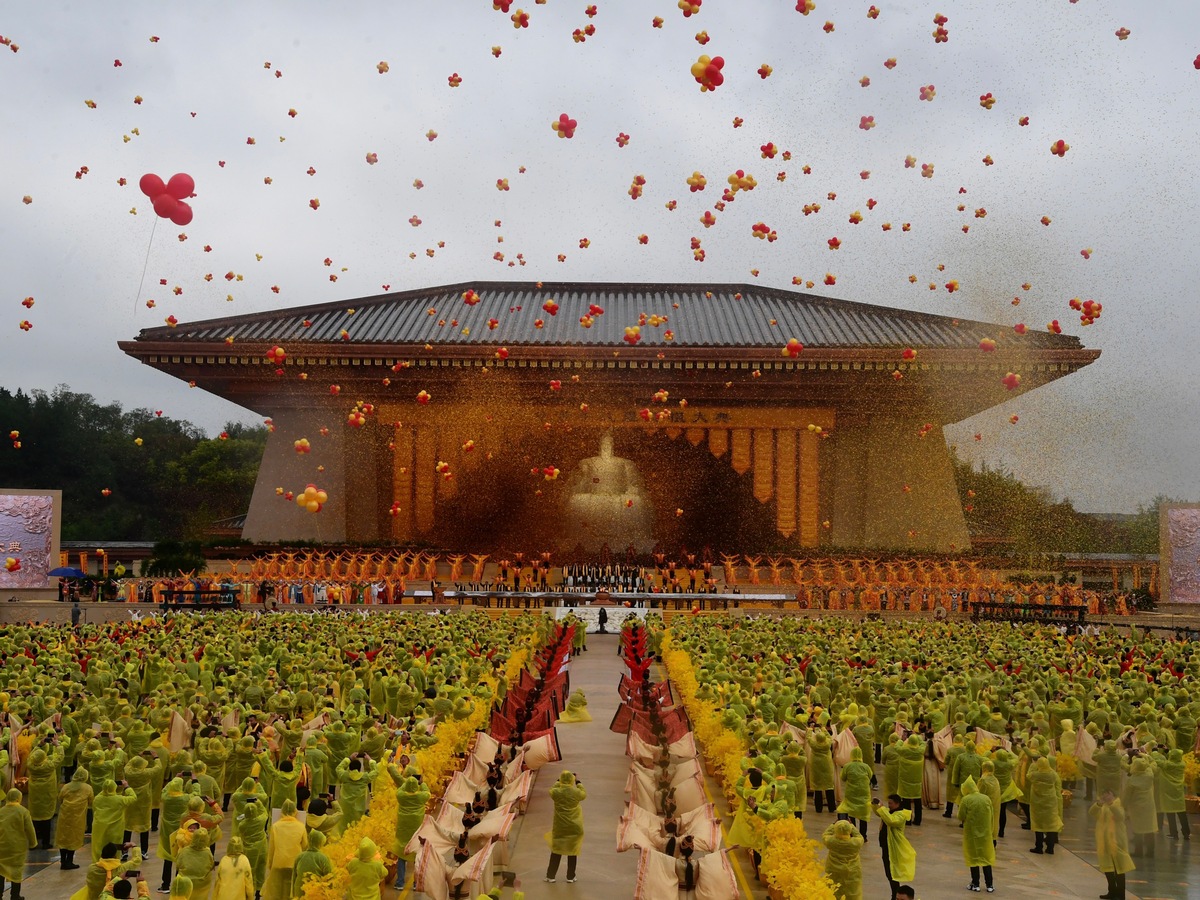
48;566;87;578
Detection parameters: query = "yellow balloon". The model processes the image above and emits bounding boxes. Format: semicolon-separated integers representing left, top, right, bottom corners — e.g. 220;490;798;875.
316;491;328;504
295;495;306;508
306;500;320;513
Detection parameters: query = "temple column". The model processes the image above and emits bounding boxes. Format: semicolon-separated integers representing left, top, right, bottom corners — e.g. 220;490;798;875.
242;406;347;542
414;427;437;535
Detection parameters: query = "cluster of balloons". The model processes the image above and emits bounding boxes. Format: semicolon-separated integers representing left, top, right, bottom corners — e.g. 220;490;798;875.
4;557;19;573
551;113;578;138
138;172;195;225
1070;297;1103;325
296;483;328;513
690;54;725;91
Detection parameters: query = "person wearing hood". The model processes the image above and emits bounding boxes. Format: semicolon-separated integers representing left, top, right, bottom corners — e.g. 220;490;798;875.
822;818;864;900
1027;756;1063;854
215;836;254;900
977;761;1003;844
93;779;138;862
169;874;193;900
808;727;837;813
1123;756;1158;857
257;751;302;813
1153;748;1190;840
0;789;37;900
872;795;916;900
345;837;388;900
545;770;586;883
27;743;64;849
837;747;873;839
957;777;995;893
1090;790;1134;900
392;775;431;890
124;753;163;856
291;829;332;898
238;796;270;897
56;767;94;869
230;777;269;840
896;733;925;825
157;778;191;893
175;829;215;898
264;800;307;900
334;753;380;826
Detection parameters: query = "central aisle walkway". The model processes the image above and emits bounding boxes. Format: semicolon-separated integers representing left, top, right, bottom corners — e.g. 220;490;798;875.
504;632;643;897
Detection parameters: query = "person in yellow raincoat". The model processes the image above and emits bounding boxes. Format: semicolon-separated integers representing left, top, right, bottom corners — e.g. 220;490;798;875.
214;836;254;900
77;842;142;900
545;770;586;883
263;800;308;900
345;837;388;900
872;795;915;900
896;734;926;825
26;745;63;849
392;775;430;890
169;874;193;900
1089;791;1134;900
0;787;39;900
558;689;592;723
977;761;1003;843
837;747;873;838
92;780;138;862
1027;756;1063;854
175;829;215;898
157;778;190;892
56;767;94;870
957;777;995;893
821;818;864;900
1122;756;1157;858
292;830;333;898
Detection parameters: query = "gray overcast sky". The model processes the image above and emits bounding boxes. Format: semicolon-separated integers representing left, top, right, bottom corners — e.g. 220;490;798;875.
1;1;1198;513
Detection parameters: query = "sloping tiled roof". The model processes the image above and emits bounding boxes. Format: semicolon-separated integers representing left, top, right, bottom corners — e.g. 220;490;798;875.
131;281;1087;352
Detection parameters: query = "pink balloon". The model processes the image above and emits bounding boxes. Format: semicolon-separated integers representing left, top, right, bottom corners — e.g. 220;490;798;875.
152;193;179;219
166;172;195;200
139;173;165;198
169;200;193;226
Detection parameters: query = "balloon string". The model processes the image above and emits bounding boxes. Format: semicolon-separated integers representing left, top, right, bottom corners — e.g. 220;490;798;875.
133;216;158;314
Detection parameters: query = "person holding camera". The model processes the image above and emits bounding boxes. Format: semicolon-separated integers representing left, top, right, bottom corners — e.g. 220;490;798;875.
544;770;586;883
92;780;138;863
99;865;150;900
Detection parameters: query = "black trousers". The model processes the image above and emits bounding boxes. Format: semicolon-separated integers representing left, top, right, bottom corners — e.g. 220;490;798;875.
33;819;52;849
1162;811;1191;839
160;860;173;889
1033;831;1058;853
970;865;994;889
813;789;836;813
998;801;1008;837
881;838;899;900
0;878;23;900
1103;871;1126;899
546;853;577;880
902;796;922;826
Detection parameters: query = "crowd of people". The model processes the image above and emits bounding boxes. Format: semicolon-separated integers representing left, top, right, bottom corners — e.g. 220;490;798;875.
616;620;740;899
663;615;1197;900
0;609;560;899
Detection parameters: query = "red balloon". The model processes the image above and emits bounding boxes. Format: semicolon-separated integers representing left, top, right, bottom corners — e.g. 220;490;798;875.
139;173;165;198
166;173;195;200
711;56;724;68
152;193;179;218
169;200;193;226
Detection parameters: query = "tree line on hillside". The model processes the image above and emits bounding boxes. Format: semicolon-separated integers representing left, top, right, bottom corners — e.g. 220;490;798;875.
0;386;266;541
950;450;1166;556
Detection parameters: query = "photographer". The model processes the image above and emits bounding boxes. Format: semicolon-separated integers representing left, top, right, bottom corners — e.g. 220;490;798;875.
545;771;586;884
